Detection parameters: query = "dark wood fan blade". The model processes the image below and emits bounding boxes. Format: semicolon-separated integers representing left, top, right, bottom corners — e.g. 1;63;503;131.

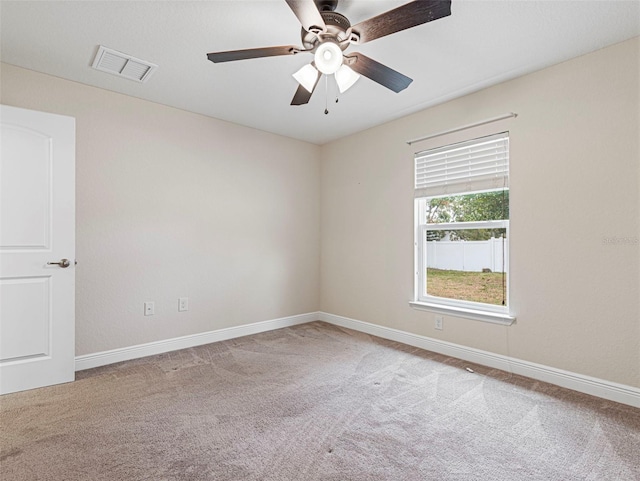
291;84;314;105
350;0;452;44
344;53;412;93
285;0;326;33
207;45;300;63
291;69;321;105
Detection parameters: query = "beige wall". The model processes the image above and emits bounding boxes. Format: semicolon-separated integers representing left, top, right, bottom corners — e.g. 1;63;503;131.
2;37;638;389
1;63;321;356
320;37;640;388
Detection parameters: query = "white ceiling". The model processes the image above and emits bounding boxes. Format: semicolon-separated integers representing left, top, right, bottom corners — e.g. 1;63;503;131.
1;1;639;144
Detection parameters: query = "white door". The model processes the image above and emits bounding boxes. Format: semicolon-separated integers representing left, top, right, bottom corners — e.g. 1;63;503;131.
0;104;75;395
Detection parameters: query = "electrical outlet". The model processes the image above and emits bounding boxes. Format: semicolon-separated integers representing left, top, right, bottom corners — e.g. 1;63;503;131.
144;301;155;316
435;316;443;330
178;297;189;312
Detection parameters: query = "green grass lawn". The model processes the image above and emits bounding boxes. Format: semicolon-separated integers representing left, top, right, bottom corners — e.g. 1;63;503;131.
427;268;505;305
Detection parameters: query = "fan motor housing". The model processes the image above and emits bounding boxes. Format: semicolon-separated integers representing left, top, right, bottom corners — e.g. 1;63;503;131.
301;11;351;50
316;0;338;12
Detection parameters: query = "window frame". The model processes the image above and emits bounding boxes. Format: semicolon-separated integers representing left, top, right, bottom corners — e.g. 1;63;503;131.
410;133;515;325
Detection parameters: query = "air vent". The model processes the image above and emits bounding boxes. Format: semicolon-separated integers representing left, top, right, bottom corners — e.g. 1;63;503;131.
91;46;157;83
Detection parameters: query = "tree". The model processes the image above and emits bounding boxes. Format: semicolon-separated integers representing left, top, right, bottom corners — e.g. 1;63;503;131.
425;190;508;241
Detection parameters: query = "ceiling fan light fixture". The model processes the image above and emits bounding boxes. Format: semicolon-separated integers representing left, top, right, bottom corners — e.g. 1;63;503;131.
335;64;360;93
293;64;320;93
207;0;452;106
314;41;343;75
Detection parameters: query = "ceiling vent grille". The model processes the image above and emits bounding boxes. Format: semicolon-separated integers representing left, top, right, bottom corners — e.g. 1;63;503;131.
91;46;157;83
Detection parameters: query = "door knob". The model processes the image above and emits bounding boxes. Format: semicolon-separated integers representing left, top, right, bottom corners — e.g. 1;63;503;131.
47;258;71;268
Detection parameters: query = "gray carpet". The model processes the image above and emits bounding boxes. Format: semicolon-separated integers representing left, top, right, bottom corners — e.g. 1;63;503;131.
1;321;639;480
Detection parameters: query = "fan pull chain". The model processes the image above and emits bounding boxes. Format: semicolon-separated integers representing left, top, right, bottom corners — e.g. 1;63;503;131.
324;75;329;115
323;76;340;114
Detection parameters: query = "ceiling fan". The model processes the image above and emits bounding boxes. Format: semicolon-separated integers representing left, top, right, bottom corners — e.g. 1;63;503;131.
207;0;452;106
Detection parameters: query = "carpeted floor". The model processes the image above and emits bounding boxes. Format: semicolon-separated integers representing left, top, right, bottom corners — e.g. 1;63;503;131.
1;321;639;480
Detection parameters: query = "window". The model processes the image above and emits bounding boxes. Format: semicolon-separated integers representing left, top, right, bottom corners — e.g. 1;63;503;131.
411;132;514;324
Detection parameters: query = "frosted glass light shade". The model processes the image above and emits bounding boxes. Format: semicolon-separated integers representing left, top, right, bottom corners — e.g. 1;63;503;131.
314;42;343;75
292;64;319;93
335;65;360;93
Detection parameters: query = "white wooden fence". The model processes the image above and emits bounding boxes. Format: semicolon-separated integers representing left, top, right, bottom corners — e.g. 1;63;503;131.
426;237;507;273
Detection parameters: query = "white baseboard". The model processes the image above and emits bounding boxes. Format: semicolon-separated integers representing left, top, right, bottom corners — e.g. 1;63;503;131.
75;312;319;371
318;312;640;409
76;310;640;408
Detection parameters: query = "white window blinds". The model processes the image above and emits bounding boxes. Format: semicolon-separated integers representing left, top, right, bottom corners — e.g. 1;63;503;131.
415;132;509;197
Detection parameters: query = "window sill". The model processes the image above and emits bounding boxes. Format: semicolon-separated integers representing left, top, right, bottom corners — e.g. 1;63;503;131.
409;301;516;326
